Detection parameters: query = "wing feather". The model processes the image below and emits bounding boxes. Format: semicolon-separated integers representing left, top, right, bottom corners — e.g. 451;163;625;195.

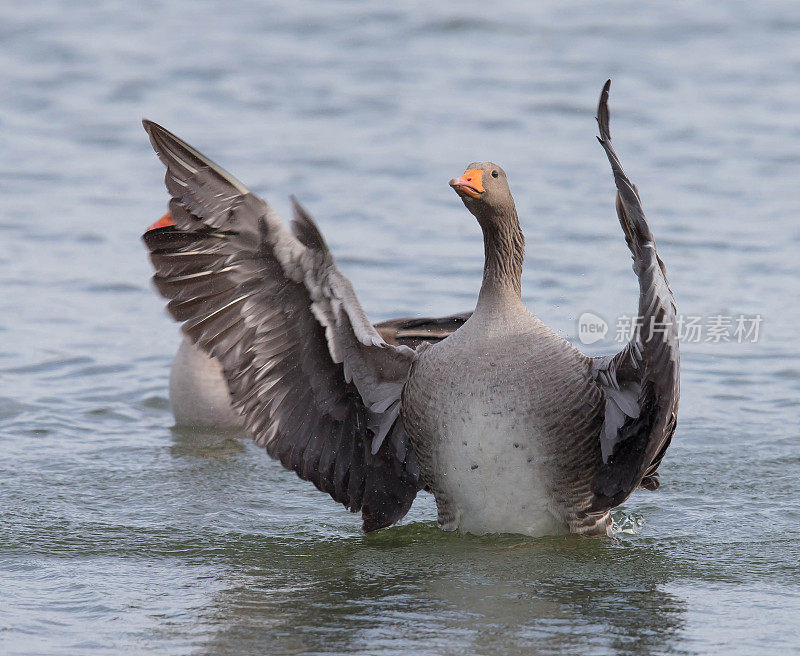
142;120;419;530
590;81;681;510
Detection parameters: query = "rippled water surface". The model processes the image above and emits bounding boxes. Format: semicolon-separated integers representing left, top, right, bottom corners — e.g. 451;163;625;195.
2;2;799;654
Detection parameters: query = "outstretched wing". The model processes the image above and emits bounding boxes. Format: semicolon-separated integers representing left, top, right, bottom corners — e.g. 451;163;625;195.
590;80;680;510
141;120;420;531
375;312;471;348
164;309;472;430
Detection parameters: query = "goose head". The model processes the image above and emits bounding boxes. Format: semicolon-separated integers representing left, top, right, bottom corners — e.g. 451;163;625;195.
449;162;517;229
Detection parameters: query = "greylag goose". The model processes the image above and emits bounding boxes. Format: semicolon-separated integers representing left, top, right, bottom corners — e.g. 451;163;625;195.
142;80;679;536
164;315;470;429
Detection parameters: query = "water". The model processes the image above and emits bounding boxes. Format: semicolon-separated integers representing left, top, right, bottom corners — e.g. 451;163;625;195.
1;1;799;654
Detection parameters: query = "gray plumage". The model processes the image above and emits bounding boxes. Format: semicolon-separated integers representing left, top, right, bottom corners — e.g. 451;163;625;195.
142;80;679;536
142;122;420;531
589;79;680;506
168;314;470;430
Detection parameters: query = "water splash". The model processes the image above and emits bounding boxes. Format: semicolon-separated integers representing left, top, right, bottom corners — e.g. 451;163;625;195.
611;511;645;536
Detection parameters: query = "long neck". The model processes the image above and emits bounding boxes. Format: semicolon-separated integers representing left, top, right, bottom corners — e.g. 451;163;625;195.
476;206;525;311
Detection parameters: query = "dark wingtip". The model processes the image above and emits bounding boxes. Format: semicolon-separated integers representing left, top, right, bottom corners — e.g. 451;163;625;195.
596;79;612;143
141;118;170;136
141;119;169;159
640;473;661;491
141;120;182;155
289;196;329;253
141;119;166;141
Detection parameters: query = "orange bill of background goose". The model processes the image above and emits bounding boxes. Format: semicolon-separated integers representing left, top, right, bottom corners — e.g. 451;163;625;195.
142;80;679;536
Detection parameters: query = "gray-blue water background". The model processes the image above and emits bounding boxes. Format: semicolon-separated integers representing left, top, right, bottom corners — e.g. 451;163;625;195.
1;1;799;654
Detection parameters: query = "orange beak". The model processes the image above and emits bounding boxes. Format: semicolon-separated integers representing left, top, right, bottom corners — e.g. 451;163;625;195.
146;212;175;231
449;169;484;199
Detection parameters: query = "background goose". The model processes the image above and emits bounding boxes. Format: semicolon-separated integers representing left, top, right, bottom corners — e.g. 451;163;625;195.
166;314;470;429
142;81;679;536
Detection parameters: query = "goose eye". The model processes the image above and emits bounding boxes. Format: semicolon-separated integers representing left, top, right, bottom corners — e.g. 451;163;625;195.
491;170;499;178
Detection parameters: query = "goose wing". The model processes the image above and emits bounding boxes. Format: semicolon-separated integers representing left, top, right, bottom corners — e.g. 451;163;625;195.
590;81;680;510
376;312;471;348
141;121;419;531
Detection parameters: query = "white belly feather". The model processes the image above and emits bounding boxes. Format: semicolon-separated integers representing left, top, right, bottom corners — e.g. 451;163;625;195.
431;388;568;536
